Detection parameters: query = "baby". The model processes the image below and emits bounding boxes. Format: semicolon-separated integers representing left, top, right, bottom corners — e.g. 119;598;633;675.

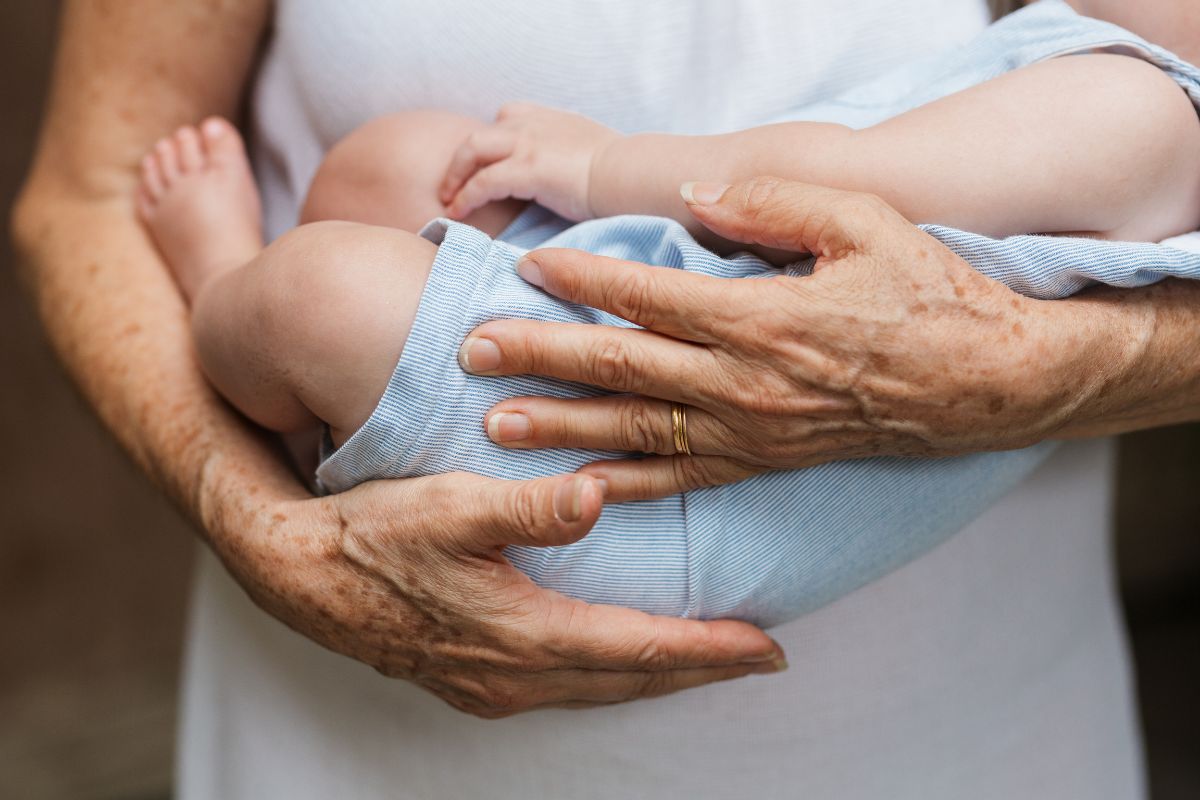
138;0;1200;625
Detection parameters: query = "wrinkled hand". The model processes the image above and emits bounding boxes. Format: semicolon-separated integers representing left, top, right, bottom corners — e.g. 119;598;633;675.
458;178;1097;501
221;468;782;719
439;102;620;222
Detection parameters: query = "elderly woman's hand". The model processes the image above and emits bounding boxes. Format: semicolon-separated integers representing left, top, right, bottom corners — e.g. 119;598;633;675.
210;467;783;719
458;178;1122;500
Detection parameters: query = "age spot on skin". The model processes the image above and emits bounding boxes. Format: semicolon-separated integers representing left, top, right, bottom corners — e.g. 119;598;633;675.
987;396;1006;414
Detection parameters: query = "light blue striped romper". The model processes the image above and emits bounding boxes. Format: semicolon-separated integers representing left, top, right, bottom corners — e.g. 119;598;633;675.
318;1;1200;627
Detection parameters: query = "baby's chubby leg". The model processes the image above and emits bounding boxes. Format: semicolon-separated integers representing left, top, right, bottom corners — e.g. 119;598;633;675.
144;110;528;444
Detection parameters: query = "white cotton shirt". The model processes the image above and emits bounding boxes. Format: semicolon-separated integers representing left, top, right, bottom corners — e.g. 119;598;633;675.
177;2;1145;797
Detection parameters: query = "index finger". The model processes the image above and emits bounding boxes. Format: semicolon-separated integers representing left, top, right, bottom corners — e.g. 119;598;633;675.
515;248;737;344
438;127;514;205
683;176;908;257
544;597;783;671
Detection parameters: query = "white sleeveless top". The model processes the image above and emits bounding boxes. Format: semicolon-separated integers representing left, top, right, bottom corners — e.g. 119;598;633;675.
177;2;1145;797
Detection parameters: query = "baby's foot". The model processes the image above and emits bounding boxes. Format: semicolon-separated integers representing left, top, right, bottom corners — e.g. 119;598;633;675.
137;118;264;304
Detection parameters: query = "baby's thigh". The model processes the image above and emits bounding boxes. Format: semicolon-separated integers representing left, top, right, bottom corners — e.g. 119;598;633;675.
300;110;526;236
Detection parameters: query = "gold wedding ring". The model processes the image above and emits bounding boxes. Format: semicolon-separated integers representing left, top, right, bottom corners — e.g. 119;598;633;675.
671;403;692;456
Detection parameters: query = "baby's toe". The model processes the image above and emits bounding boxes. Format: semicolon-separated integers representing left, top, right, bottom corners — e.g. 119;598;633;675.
199;117;248;168
154;136;179;184
174;125;205;173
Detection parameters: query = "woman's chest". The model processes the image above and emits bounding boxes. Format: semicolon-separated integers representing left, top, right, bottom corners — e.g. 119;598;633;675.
264;0;989;144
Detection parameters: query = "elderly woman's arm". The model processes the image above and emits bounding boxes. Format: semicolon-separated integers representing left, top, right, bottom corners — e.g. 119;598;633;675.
462;178;1200;499
10;1;781;718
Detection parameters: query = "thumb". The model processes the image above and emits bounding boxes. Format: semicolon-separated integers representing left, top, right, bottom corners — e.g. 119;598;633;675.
458;472;606;552
682;176;902;259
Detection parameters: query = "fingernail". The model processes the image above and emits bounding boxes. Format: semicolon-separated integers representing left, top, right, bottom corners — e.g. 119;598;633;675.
553;477;585;522
516;256;544;288
749;657;789;675
487;412;531;443
458;336;502;374
594;478;609;497
680;181;730;206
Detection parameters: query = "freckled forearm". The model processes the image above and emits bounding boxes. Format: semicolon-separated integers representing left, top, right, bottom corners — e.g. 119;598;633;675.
12;188;303;538
10;0;282;538
1050;279;1200;437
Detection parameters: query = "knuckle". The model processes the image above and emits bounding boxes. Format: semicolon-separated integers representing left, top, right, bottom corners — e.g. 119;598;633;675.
735;177;798;248
470;171;495;192
610;273;657;326
632;632;673;671
507;486;546;534
588;339;639;391
742;176;785;218
738;387;786;418
729;371;797;418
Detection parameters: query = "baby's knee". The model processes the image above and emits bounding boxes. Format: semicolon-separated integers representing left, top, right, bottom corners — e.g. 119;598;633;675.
249;221;437;437
301;110;524;235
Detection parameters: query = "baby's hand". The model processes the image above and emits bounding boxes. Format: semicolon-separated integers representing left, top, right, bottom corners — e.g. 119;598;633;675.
439;103;620;222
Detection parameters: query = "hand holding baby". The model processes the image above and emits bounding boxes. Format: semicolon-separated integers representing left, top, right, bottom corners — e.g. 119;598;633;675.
439;102;619;222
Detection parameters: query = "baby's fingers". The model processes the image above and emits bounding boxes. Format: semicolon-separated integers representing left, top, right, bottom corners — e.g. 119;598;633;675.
439;127;515;206
447;161;533;220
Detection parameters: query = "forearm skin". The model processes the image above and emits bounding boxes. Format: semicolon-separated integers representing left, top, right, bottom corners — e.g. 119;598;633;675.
9;0;283;560
1053;278;1200;438
12;189;305;546
592;55;1200;247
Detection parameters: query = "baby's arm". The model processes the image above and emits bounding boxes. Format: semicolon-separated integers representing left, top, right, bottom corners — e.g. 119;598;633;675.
595;54;1200;242
444;54;1200;244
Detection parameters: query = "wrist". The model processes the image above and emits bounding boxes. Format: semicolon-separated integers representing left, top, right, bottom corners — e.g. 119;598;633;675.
195;441;334;619
193;422;313;549
587;133;627;218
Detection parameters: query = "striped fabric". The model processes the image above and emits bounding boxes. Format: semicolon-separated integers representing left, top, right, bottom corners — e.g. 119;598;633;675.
317;0;1200;627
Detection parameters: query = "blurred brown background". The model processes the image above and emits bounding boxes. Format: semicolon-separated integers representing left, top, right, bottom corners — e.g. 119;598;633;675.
2;3;1197;799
